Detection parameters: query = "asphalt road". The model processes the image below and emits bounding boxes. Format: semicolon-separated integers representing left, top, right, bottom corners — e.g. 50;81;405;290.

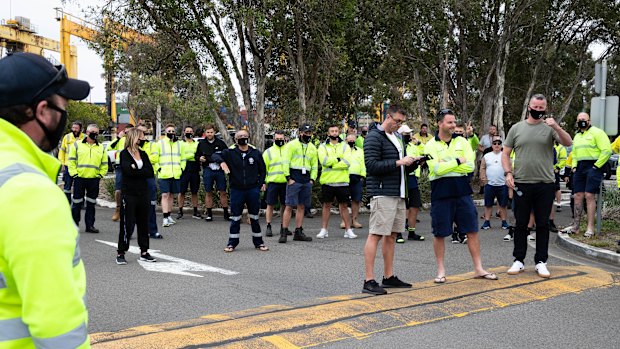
79;201;619;348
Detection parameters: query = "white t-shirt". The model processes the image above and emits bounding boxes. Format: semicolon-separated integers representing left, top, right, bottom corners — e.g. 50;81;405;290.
479;134;492;150
385;132;406;198
483;151;505;186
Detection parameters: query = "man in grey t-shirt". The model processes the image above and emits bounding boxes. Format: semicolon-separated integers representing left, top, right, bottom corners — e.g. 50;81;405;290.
501;94;572;278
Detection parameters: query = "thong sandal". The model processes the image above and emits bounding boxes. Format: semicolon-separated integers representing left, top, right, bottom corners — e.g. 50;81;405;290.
255;244;269;251
434;276;446;284
224;245;235;253
474;273;499;280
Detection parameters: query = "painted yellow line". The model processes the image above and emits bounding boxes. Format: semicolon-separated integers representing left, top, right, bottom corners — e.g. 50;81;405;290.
91;266;618;348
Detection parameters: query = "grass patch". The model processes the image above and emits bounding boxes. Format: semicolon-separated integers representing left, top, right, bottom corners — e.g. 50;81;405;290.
572;219;620;252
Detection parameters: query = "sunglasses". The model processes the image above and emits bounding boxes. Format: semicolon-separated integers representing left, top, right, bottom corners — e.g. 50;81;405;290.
492;141;502;145
32;64;67;102
437;108;454;118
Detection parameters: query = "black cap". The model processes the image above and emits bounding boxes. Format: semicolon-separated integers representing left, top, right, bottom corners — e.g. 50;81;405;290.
0;52;90;108
299;123;314;132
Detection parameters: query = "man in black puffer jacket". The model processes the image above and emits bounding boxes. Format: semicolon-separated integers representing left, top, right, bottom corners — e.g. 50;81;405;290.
362;104;422;295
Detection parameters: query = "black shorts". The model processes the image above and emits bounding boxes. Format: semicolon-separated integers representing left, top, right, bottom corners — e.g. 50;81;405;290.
265;182;287;206
554;172;561;191
321;185;350;204
407;187;422;209
180;169;201;194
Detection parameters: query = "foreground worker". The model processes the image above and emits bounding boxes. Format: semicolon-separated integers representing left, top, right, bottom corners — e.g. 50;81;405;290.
0;52;90;348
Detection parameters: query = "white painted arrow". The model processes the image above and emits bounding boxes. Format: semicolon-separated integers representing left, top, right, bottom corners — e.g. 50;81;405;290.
96;240;239;277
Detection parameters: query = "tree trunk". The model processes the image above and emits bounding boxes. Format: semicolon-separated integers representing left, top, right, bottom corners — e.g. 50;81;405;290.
493;40;510;137
414;68;427;124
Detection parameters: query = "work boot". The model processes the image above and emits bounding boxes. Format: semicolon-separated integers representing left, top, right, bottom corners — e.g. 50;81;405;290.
293;227;312;241
352;220;363;228
278;227;289;243
265;223;273;237
111;207;120;221
223;208;231;221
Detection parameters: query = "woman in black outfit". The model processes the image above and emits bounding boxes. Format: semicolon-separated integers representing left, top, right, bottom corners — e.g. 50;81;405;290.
116;128;157;264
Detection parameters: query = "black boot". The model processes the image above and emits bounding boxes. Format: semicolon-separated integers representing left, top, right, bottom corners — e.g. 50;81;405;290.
293;227;312;241
266;223;273;237
223;207;231;221
278;227;288;243
205;208;213;222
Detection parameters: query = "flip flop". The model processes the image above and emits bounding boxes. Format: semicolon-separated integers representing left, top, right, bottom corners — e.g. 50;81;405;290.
224;245;235;253
474;273;498;280
255;244;269;251
434;276;446;284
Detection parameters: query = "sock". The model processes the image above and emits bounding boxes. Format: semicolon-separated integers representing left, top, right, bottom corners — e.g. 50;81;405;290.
207;208;213;216
194;207;198;215
267;222;271;227
179;208;183;214
163;212;170;218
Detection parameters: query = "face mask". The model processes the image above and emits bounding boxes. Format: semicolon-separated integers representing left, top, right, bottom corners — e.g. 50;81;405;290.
72;130;80;137
361;130;368;136
348;141;356;147
329;135;339;141
185;133;193;139
301;135;312;143
275;139;285;147
237;138;249;146
138;139;147;147
452;133;463;138
529;109;546;119
36;101;68;152
88;132;98;140
403;135;411;143
577;120;588;129
166;132;176;140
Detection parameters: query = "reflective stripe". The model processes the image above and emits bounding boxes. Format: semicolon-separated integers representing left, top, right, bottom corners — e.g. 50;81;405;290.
0;163;46;188
67;157;77;161
322;156;329;166
230;216;242;222
84;197;97;203
72;198;84;203
268;161;283;167
573;144;599;150
150;201;157;205
326;182;349;186
60;146;67;152
77;164;99;169
63;189;72;194
0;317;29;341
32;322;88;349
341;158;350;166
249;214;259;220
252;232;262;237
292;155;305;159
266;149;272;161
73;235;82;267
0;272;6;289
267;171;284;175
229;234;240;238
159;162;179;166
322;167;347;172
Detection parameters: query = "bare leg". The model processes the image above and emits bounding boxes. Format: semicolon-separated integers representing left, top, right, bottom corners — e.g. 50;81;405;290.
282;206;293;229
266;204;274;224
585;192;597;232
351;201;360;223
219;190;229;209
484;206;492;221
499;206;507;221
295;204;304;228
465;232;488;275
572;192;585;230
433;236;446;278
177;193;184;213
339;202;351;229
321;202;331;229
382;233;397;277
205;192;213;209
364;234;382;281
161;193;171;213
191;193;198;209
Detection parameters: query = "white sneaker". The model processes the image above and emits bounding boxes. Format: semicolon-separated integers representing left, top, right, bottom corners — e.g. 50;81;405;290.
162;218;171;227
527;233;536;241
507;260;525;275
535;262;551;278
317;229;329;239
344;229;357;239
503;233;513;242
168;217;176;225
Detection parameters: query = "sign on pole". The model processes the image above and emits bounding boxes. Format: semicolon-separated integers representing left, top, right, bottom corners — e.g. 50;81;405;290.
590;96;619;136
594;63;602;94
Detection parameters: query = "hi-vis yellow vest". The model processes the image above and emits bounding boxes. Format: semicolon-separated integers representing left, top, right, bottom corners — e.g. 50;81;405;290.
263;144;287;183
155;139;186;179
68;140;108;178
58;132;85;166
318;141;350;186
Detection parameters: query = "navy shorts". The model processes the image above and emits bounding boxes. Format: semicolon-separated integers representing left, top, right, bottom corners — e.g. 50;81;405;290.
573;161;604;194
285;181;312;207
349;176;364;202
484;184;508;207
431;196;478;237
114;166;122;190
407;187;422;209
321;185;350;204
554;172;561;191
202;168;227;192
158;178;180;194
180;169;201;194
265;182;287;206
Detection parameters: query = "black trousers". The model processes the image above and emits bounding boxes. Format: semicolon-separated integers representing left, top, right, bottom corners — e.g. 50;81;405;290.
117;194;150;254
513;182;555;263
72;177;99;228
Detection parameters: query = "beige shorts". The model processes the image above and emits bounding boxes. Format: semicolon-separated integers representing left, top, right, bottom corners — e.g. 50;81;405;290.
369;196;407;235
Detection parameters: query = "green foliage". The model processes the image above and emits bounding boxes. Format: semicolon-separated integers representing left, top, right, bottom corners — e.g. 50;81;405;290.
66;101;109;131
102;177;116;199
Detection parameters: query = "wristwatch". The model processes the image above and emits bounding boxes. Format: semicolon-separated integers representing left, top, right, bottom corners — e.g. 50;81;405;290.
504;171;513;176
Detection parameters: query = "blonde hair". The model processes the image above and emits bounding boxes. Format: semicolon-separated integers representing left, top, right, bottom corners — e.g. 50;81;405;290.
124;128;144;153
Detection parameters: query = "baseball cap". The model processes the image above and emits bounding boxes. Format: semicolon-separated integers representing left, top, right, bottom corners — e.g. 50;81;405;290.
398;124;413;134
0;52;90;108
299;123;314;132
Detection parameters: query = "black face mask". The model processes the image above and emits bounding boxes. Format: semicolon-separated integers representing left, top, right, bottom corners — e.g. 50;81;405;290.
275;139;285;147
301;135;312;143
403;135;411;144
166;132;176;140
72;130;80;137
577;120;588;129
452;133;463;138
36;101;68;152
185;133;193;139
529;109;546;119
348;141;356;147
329;135;339;141
237;138;249;146
88;132;98;140
138;139;147;147
361;130;368;136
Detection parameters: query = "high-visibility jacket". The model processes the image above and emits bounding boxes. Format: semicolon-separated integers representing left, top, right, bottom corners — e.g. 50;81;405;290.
58;132;85;166
355;136;364;149
406;142;421;177
424;135;475;181
155;138;185;179
141;140;159;174
611;135;620;188
554;143;567;170
318;140;350;186
571;126;612;168
67;139;108;178
283;138;318;181
110;136;126;165
181;140;199;162
346;144;366;178
0;119;89;349
263;144;287;183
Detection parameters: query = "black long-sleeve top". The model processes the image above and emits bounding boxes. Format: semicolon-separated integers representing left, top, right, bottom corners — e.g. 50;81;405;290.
120;149;154;196
195;137;228;169
213;146;266;189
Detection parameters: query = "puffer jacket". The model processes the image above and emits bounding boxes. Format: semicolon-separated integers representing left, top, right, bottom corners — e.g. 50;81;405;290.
364;124;407;197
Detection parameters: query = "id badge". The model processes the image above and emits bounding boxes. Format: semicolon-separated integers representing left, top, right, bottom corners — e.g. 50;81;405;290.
302;168;307;175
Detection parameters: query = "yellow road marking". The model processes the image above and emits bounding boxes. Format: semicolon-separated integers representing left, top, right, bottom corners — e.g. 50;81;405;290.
91;266;618;348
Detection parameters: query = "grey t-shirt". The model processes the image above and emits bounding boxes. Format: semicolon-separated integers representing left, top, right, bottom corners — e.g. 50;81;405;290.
504;120;559;184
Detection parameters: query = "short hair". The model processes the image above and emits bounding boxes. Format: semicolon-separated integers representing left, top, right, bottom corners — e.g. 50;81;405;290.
530;93;547;102
235;129;249;138
0;96;56;127
455;122;465;129
184;125;194;131
386;104;408;117
436;108;455;122
86;124;99;132
489;124;497;129
72;121;83;129
204;124;215;131
328;124;340;130
164;123;175;130
421;123;428;128
274;130;285;136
